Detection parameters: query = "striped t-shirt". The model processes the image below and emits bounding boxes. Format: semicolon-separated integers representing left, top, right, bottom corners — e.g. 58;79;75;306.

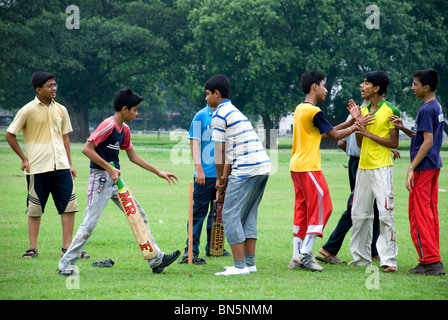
212;100;270;177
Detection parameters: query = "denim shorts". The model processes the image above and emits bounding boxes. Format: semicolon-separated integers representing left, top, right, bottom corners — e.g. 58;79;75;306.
222;174;269;245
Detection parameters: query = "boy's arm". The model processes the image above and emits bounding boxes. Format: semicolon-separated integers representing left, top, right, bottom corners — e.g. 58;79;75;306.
213;142;231;197
190;139;205;186
355;123;399;149
63;134;77;178
5;132;29;173
406;131;433;192
325;114;375;142
82;141;120;184
214;142;225;181
125;148;178;184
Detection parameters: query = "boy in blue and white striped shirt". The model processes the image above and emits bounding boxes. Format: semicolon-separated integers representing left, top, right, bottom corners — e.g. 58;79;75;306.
205;75;270;276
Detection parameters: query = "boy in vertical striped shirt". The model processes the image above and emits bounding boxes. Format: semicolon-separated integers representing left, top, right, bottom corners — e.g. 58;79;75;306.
207;75;270;276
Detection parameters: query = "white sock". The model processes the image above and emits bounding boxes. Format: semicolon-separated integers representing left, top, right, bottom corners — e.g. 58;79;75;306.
301;234;317;254
293;236;303;256
293;226;302;256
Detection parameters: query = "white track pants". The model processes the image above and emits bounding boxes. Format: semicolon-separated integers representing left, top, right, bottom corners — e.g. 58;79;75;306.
349;166;398;268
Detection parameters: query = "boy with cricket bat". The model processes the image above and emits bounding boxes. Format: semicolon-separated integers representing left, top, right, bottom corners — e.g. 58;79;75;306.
178;104;230;264
207;75;271;276
58;88;179;275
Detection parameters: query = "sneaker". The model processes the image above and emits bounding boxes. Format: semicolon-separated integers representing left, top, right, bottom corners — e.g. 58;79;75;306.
224;265;257;273
178;251;207;265
152;250;180;274
288;257;303;269
294;252;323;272
409;263;426;274
411;262;445;276
215;266;250;276
58;266;76;276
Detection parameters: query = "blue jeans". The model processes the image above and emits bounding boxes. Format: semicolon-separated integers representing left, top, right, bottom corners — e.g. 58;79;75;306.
59;169;164;271
185;178;216;254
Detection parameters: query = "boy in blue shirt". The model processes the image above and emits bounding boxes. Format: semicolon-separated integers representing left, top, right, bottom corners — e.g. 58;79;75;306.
390;69;445;276
179;105;230;264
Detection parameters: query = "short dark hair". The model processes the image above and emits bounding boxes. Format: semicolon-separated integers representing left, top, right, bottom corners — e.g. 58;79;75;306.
32;71;55;89
300;71;325;94
204;75;231;98
113;88;144;111
414;69;439;92
364;71;390;96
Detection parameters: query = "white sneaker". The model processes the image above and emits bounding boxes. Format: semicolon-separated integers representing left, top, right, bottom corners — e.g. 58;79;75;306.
294;252;323;272
288;257;303;269
224;265;257;273
215;266;250;276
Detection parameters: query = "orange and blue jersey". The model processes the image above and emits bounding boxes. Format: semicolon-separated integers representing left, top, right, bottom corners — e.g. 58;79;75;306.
87;116;133;170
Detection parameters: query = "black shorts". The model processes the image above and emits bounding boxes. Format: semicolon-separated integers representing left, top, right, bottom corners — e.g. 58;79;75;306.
26;169;78;216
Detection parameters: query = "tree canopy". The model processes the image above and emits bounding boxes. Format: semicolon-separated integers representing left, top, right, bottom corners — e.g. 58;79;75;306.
1;0;447;143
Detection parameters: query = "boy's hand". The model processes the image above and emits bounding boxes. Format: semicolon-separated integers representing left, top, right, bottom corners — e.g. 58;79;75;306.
215;177;226;202
195;168;206;186
21;158;30;174
354;113;375;135
347;99;361;119
388;115;403;130
70;165;77;179
108;166;120;185
391;149;401;160
406;168;414;192
158;171;178;185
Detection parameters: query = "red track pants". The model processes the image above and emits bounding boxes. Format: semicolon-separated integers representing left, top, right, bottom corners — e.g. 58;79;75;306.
291;171;333;239
409;169;441;265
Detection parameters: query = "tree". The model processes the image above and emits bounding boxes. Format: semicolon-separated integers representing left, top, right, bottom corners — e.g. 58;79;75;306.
182;0;347;148
181;0;448;145
0;0;188;141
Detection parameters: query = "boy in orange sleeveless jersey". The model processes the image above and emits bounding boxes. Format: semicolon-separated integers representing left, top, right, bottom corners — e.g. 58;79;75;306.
289;71;370;271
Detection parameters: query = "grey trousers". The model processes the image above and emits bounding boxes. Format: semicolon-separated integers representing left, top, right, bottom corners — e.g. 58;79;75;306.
59;169;164;271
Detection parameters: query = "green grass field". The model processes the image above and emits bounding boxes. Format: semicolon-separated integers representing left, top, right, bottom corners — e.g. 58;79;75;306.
0;133;447;302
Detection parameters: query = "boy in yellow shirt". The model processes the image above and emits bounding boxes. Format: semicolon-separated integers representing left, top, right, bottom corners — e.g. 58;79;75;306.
349;71;400;272
6;71;83;259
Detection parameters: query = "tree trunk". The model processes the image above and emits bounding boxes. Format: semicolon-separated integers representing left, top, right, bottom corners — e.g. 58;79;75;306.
261;113;278;150
61;96;90;143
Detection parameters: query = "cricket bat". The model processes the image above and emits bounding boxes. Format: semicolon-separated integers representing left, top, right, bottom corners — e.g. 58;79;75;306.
209;177;225;256
112;164;157;260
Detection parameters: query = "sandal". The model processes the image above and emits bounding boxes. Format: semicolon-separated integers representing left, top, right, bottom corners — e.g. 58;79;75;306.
382;266;397;273
316;254;346;265
22;248;38;258
61;248;90;259
92;259;114;267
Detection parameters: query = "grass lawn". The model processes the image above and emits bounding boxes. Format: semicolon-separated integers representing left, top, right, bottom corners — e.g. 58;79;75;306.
0;133;447;303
